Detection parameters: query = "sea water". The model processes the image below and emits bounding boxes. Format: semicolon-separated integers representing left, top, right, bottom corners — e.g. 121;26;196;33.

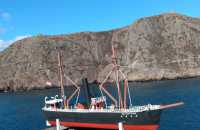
0;78;200;130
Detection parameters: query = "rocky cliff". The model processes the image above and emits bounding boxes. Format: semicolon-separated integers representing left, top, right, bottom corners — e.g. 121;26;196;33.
1;13;200;91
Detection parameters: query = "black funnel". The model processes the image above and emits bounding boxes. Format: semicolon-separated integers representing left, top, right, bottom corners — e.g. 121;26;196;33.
81;78;91;107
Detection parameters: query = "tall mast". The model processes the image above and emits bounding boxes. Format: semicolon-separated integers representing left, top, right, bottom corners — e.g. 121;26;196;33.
112;43;123;109
99;40;132;109
58;50;66;108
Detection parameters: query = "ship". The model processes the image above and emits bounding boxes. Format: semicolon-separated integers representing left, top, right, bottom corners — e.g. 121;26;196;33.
42;43;184;130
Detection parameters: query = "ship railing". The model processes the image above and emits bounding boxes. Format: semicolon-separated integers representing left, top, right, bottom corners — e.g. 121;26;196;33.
43;104;161;113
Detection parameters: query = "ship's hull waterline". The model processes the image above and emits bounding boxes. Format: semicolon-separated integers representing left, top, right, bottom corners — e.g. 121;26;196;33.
43;108;162;130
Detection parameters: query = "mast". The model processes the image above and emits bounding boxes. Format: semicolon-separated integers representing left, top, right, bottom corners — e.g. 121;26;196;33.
112;44;123;109
57;50;66;108
99;40;132;109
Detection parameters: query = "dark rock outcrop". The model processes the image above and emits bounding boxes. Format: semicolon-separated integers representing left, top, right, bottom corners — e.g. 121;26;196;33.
0;13;200;91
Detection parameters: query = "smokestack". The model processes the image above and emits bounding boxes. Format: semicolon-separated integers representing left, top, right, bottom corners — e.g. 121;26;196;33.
81;78;91;107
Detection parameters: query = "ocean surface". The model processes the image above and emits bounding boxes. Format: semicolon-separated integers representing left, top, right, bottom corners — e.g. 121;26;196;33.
0;78;200;130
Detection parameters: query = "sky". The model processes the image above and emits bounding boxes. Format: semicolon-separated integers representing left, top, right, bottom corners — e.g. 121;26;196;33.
0;0;199;51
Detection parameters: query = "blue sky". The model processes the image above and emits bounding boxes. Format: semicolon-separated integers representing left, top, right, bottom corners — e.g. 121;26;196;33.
0;0;199;50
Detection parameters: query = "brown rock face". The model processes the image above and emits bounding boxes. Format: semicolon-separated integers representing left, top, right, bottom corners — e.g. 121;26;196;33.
0;13;200;91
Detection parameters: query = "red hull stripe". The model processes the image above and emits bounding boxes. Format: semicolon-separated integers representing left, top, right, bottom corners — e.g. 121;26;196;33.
48;121;159;130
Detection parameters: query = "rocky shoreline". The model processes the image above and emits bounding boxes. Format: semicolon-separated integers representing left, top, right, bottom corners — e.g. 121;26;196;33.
1;76;200;93
0;13;200;91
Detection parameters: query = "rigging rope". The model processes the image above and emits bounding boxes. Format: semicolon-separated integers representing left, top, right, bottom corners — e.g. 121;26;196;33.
75;89;80;106
119;69;133;107
99;88;107;108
